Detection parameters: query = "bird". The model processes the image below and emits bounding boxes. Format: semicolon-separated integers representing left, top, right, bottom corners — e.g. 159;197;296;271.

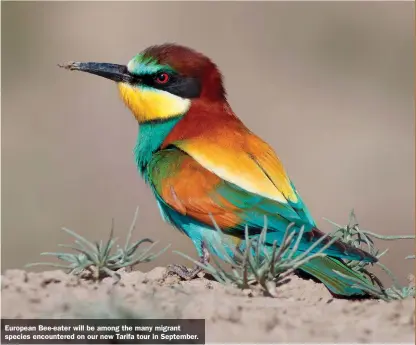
60;43;379;297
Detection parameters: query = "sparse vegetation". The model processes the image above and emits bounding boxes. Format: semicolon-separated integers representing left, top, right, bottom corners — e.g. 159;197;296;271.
325;210;415;301
27;207;414;301
26;207;170;281
176;216;342;297
177;210;415;301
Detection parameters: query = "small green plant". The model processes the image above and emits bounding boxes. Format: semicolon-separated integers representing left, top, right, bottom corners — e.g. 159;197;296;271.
325;210;415;301
26;207;170;281
176;215;344;297
177;211;414;300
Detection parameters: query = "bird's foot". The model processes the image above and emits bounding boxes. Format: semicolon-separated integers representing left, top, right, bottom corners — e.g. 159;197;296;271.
165;243;210;281
166;263;204;280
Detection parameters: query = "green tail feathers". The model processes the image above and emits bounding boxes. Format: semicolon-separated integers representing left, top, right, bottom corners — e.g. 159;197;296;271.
300;256;376;297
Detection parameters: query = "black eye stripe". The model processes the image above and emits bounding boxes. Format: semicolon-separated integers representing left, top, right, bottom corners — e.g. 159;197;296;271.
161;76;201;99
138;72;175;86
132;72;201;99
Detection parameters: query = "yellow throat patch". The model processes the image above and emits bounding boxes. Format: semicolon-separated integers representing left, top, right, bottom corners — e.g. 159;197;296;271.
118;83;191;123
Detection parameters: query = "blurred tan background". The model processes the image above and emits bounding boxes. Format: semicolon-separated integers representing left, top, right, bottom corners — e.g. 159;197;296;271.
2;2;414;284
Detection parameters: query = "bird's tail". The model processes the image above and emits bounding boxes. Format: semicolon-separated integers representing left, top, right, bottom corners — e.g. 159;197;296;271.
299;256;378;297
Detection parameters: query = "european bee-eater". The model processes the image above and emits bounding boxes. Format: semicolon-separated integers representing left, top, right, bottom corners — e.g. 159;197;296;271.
60;44;378;297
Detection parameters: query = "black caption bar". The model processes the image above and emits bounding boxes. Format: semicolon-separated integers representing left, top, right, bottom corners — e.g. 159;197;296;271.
1;319;205;344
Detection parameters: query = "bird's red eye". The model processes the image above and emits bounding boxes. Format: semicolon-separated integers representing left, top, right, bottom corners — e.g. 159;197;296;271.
155;72;170;84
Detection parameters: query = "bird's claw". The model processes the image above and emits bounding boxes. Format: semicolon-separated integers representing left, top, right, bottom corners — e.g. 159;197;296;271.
165;264;203;280
165;242;210;281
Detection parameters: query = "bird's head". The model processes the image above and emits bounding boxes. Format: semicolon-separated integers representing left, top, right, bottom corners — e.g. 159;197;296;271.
60;44;226;123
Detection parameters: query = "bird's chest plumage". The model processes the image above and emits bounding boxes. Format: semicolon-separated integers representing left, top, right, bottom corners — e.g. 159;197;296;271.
133;117;182;182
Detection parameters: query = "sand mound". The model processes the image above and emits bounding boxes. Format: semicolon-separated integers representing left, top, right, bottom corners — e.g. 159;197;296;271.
2;267;414;343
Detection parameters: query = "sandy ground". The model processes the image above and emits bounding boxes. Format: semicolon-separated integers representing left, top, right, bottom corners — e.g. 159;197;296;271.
2;267;415;343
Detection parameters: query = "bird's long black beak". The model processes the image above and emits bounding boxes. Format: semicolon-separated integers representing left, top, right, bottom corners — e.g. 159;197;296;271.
58;62;133;83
